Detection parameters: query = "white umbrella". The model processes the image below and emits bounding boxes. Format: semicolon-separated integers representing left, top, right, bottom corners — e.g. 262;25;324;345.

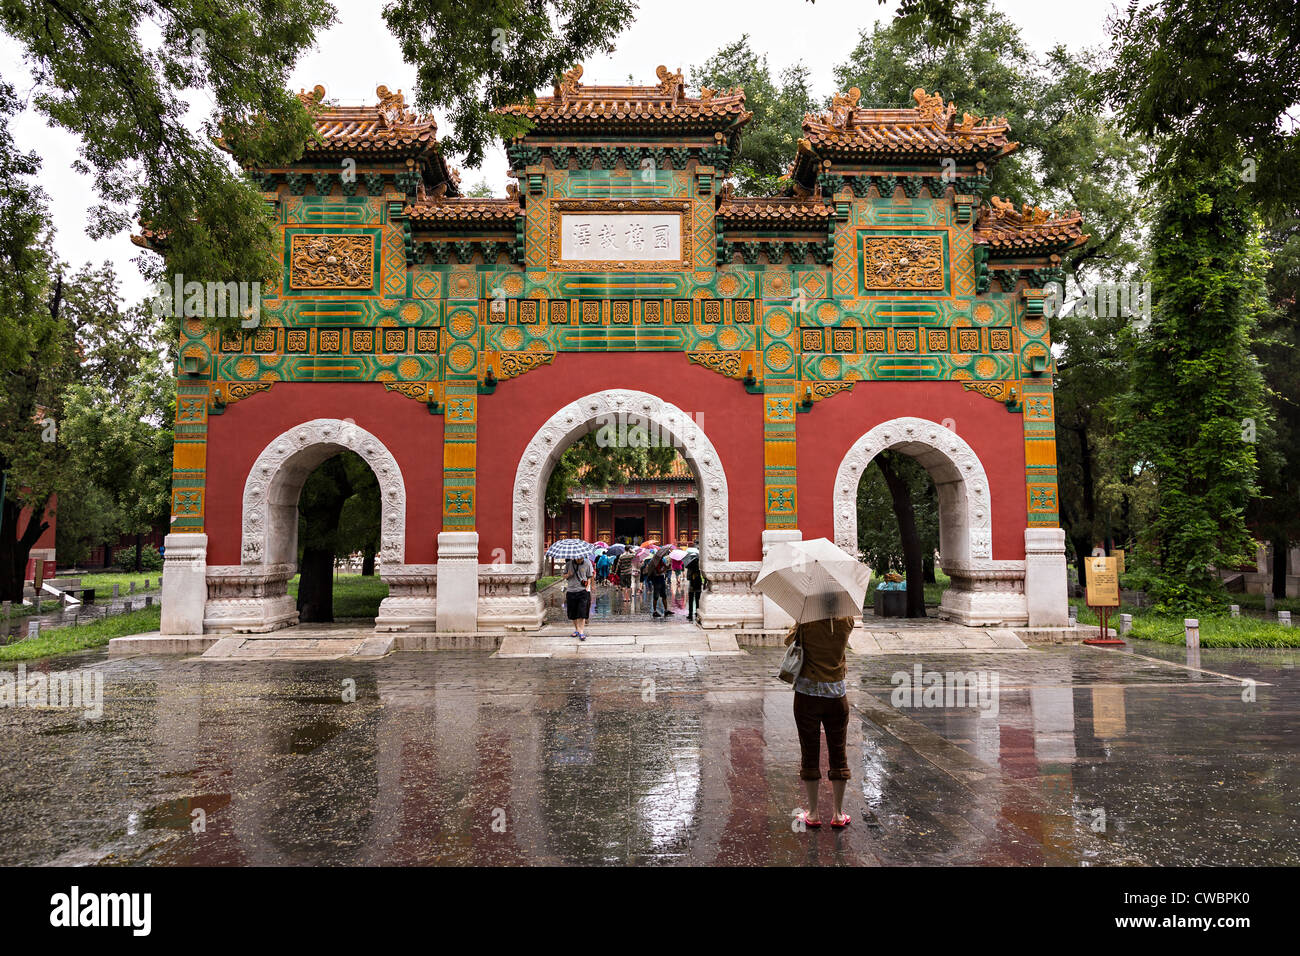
754;537;872;624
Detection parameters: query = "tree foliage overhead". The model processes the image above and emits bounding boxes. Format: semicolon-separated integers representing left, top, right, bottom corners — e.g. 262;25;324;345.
691;36;816;197
1;0;336;296
383;0;638;168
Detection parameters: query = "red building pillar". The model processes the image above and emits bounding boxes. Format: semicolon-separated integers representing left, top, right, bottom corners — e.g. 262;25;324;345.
582;497;591;542
668;497;677;546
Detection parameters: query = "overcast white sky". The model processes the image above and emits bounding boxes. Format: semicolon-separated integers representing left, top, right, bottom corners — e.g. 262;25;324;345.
3;0;1122;305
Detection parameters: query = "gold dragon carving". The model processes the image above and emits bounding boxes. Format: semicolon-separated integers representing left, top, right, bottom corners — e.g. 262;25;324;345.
289;234;375;290
862;236;945;290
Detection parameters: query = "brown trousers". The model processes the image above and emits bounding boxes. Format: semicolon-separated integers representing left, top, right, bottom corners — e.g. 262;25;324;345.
793;692;851;781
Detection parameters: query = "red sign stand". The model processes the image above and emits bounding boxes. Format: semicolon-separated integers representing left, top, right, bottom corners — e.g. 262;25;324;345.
1082;604;1125;646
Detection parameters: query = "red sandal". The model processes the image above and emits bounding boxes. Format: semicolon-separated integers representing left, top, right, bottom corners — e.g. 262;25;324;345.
797;811;822;829
831;813;851;829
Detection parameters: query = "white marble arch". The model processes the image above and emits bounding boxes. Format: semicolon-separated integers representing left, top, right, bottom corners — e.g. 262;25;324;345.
832;416;1028;626
203;418;410;634
510;389;730;570
484;389;755;629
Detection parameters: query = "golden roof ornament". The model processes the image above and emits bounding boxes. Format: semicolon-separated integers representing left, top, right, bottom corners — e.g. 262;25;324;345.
376;85;407;127
555;64;584;102
656;64;685;100
829;87;860;127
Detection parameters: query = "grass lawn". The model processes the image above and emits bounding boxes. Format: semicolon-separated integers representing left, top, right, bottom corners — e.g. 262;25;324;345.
68;571;163;593
0;605;163;661
1070;597;1300;647
9;600;62;619
537;575;561;591
287;573;388;619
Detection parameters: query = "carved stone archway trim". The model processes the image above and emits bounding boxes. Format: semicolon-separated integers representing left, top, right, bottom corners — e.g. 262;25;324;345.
511;389;730;569
832;416;992;563
241;418;406;568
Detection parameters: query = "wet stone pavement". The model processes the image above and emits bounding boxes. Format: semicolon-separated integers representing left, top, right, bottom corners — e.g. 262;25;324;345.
0;640;1296;866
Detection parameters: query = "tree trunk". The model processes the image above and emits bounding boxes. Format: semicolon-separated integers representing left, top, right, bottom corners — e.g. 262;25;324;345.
103;540;113;568
295;456;353;623
361;544;375;577
134;533;143;572
923;551;936;583
297;546;337;623
877;452;926;617
1272;533;1289;600
0;497;49;603
1071;533;1092;591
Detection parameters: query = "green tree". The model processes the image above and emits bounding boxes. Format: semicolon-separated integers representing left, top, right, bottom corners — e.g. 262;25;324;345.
2;0;336;325
545;433;676;520
60;351;174;572
296;452;381;620
856;453;940;616
1115;167;1270;610
383;0;637;167
691;36;816;196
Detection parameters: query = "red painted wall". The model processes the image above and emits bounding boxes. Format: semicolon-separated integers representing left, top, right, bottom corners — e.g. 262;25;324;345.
205;383;443;565
476;353;766;563
796;382;1028;560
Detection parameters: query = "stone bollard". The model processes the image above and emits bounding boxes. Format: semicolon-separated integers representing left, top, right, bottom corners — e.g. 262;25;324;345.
3;600;10;628
1230;604;1240;618
1280;611;1292;628
1120;613;1132;637
144;578;150;590
145;596;153;607
1184;618;1199;648
28;619;40;639
112;583;120;598
1068;604;1078;625
123;599;133;613
129;581;135;595
1265;593;1275;612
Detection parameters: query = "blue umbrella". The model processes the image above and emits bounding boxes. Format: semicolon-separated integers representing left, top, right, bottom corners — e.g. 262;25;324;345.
546;538;596;561
606;543;626;556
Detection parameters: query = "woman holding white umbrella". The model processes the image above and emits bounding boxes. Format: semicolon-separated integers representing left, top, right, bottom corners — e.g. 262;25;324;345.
756;538;871;830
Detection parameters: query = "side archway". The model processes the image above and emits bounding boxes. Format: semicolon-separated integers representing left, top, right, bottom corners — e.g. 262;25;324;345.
204;418;408;634
831;416;1026;626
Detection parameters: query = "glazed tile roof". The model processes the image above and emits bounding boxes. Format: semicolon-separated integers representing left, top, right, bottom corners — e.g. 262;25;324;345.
498;65;751;133
404;196;522;224
974;195;1088;255
295;85;440;158
715;195;832;226
800;88;1016;161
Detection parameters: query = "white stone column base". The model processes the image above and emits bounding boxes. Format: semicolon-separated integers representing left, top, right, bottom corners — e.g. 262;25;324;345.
760;529;801;629
160;533;207;636
376;564;437;633
436;532;479;632
936;561;1029;626
1024;527;1069;626
697;561;763;629
203;563;298;633
478;564;545;630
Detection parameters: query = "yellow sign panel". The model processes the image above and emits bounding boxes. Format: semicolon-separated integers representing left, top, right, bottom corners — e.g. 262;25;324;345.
1086;556;1120;607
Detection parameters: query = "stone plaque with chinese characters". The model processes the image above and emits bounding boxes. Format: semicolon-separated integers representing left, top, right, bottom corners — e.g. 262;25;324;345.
862;235;945;290
289;234;375;290
549;201;690;271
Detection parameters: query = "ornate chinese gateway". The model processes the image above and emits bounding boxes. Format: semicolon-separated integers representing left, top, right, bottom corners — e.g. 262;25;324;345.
148;69;1083;638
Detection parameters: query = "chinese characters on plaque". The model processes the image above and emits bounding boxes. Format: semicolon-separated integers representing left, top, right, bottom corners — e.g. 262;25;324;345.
559;213;682;264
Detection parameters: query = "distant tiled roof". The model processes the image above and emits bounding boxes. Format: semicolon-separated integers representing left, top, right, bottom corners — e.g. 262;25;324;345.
716;195;832;226
295;84;440;159
975;195;1088;255
801;88;1016;161
404;196;522;224
498;65;751;133
574;456;694;483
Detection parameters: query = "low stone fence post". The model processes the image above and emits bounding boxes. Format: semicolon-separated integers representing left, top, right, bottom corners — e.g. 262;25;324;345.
1184;618;1199;648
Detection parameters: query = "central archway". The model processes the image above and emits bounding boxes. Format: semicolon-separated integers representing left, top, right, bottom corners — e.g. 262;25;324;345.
511;389;730;570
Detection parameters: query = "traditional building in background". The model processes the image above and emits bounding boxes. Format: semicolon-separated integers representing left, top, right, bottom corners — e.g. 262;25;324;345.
149;70;1082;637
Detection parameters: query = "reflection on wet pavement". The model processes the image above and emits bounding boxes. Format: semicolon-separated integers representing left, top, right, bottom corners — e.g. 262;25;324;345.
0;642;1295;865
